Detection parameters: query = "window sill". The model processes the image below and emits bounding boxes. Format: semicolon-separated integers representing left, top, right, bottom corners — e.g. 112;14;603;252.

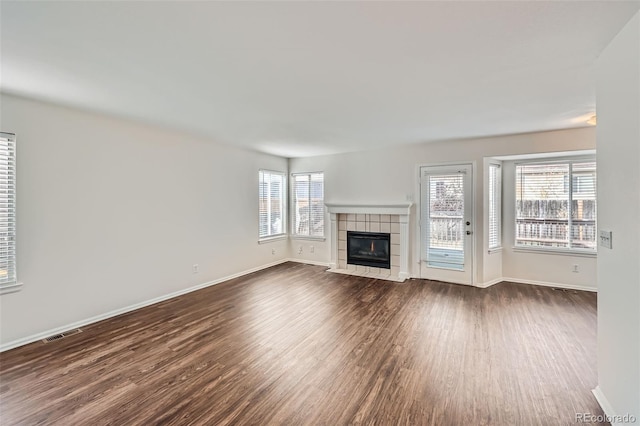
512;246;597;258
0;282;23;295
258;235;287;244
290;235;326;242
488;247;503;254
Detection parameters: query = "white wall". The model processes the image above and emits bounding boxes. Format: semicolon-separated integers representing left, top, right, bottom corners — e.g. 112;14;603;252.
0;92;605;349
0;94;289;347
595;11;640;421
289;127;597;289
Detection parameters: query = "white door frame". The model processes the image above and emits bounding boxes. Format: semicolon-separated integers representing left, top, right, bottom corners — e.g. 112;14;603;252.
415;161;476;285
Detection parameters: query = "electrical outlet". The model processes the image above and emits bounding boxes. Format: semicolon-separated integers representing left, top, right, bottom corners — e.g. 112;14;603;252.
272;248;276;255
310;245;315;254
192;264;199;273
572;264;579;273
298;245;303;254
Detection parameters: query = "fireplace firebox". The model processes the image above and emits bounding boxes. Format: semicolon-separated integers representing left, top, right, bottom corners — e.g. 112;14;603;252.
347;231;391;269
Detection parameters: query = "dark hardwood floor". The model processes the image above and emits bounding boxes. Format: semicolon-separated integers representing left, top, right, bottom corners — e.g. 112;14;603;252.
0;262;606;425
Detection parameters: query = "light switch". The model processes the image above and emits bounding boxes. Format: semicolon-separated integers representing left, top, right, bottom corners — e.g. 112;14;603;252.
599;230;612;249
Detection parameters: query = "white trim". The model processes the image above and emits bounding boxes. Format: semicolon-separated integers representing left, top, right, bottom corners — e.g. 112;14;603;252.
257;235;287;244
399;213;410;281
0;282;23;295
329;212;337;269
471;162;477;286
418;275;596;292
286;258;331;267
476;278;503;288
398;272;410;281
494;150;596;161
291;171;324;176
512;246;596;258
591;385;622;425
502;277;597;292
0;259;289;353
289;236;326;242
513;154;596;166
325;203;412;216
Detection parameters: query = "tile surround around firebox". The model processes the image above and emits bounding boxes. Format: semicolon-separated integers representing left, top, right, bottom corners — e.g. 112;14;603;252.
326;203;412;282
339;214;398;274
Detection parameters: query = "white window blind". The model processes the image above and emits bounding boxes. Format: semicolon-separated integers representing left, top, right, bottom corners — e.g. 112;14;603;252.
292;173;324;237
515;160;596;251
259;170;285;239
488;164;501;250
0;133;17;292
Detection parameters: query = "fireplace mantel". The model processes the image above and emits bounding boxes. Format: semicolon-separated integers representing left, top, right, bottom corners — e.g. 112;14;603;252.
325;203;412;282
325;203;412;216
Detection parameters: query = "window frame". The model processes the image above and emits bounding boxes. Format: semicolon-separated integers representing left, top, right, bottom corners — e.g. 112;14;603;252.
0;132;20;295
514;156;597;255
291;172;325;240
488;162;502;252
258;169;287;243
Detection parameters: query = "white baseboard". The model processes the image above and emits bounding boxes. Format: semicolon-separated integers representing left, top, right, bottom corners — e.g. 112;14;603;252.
476;278;503;288
0;259;290;353
409;275;596;292
286;258;331;267
591;386;628;425
502;277;597;292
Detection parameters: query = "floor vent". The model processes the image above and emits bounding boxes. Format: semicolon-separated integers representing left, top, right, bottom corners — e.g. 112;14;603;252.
42;328;82;343
552;288;577;293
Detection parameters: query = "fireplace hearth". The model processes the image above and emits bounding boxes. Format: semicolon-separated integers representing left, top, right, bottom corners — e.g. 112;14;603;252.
347;231;391;269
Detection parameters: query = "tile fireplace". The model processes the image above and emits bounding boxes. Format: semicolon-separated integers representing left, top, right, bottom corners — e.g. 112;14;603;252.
325;203;412;282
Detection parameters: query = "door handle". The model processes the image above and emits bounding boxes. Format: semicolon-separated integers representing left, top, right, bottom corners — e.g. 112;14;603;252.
466;231;473;235
466;221;471;226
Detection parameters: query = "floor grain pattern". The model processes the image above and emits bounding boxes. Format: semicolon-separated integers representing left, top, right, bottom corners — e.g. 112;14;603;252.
0;262;606;425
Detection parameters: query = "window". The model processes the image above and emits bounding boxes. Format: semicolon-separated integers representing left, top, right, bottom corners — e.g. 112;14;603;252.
292;173;324;237
0;133;17;294
258;170;286;239
488;163;501;250
515;159;596;251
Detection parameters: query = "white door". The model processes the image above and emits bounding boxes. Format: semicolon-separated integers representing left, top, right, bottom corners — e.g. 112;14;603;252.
420;164;473;285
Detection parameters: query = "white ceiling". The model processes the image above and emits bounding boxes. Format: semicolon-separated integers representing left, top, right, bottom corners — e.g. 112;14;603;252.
1;1;638;158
